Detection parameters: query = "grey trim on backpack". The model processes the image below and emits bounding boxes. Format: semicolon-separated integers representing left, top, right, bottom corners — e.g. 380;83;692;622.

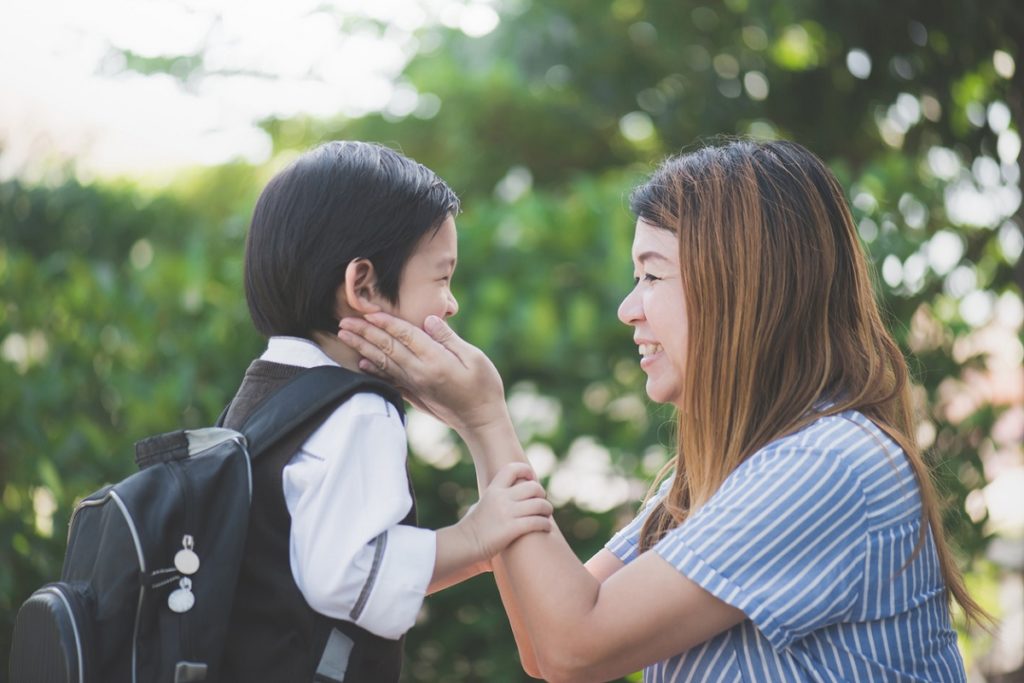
174;661;209;682
185;428;244;456
313;628;354;683
186;428;253;499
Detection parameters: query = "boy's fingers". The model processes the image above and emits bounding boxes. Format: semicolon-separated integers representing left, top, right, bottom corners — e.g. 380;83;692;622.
510;480;546;500
492;462;537;488
516;498;554;517
514;516;553;536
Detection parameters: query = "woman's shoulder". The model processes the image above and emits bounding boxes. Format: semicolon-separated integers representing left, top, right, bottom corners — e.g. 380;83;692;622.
761;410;899;463
750;410;920;530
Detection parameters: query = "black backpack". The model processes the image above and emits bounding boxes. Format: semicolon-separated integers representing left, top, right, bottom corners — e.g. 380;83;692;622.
8;366;398;683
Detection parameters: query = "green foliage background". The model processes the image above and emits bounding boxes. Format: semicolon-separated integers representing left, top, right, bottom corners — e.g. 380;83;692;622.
2;1;1022;680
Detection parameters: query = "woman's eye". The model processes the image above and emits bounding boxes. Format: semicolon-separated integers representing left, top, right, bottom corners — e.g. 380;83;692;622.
632;273;660;285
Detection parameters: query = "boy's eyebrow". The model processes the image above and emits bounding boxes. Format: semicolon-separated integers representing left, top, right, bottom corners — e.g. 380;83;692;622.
436;257;457;269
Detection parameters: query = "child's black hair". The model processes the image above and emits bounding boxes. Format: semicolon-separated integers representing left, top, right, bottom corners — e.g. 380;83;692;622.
244;141;460;338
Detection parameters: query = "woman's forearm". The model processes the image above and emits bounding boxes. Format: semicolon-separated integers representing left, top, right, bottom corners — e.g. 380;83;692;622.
459;412;525;483
462;430;542;675
491;556;543;677
496;523;603;680
463;416;604;679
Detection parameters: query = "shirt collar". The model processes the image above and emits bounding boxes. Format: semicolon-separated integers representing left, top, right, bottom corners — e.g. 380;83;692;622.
261;336;340;369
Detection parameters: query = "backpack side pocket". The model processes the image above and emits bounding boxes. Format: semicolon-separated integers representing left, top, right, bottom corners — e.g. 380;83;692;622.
9;582;96;683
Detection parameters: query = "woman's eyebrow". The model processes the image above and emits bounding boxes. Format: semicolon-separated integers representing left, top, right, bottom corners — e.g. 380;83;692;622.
636;251;670;264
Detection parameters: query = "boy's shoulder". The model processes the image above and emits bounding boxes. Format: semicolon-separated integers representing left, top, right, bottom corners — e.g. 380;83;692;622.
336;390;403;419
302;391;405;458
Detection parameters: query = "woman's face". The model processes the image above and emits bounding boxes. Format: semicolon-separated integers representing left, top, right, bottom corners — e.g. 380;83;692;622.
617;218;688;409
383;215;460;328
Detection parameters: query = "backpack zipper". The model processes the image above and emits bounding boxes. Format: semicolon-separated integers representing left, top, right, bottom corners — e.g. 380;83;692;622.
66;488;111;548
107;490;145;683
67;490;146;683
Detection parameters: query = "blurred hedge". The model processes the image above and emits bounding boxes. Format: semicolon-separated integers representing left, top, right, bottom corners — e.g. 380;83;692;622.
2;0;1022;680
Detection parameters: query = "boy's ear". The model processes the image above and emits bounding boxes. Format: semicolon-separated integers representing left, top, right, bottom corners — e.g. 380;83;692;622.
340;258;384;316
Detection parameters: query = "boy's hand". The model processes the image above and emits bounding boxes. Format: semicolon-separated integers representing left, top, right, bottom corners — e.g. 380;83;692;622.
458;462;553;565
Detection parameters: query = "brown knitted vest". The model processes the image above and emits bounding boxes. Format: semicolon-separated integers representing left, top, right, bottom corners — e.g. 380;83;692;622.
219;360;415;683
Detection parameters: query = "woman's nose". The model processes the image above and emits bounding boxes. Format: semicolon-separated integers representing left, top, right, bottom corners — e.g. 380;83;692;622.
617;286;641;326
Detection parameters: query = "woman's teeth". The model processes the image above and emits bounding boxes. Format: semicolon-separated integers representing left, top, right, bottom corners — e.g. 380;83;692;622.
639;343;663;357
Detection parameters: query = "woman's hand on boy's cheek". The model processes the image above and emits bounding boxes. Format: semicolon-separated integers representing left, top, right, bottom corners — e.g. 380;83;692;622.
338;313;508;434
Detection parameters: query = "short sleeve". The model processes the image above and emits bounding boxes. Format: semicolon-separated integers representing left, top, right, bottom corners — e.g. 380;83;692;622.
605;478;672;564
654;447;868;650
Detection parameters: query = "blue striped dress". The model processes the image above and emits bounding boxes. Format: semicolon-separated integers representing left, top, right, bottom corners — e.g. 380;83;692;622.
606;410;967;682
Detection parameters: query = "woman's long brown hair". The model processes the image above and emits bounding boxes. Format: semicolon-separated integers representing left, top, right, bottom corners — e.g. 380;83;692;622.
631;139;987;625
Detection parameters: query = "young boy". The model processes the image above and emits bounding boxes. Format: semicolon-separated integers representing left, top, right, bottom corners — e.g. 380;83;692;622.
218;141;551;682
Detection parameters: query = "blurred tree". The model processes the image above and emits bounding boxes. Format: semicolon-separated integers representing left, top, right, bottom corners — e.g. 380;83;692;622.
2;0;1021;681
310;0;1022;675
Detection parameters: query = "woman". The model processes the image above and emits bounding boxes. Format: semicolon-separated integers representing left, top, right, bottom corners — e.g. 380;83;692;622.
338;140;984;681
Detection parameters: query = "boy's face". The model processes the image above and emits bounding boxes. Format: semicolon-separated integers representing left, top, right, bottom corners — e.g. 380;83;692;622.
383;215;459;328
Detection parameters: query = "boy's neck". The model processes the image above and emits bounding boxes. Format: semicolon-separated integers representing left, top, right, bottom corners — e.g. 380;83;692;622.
310;331;365;374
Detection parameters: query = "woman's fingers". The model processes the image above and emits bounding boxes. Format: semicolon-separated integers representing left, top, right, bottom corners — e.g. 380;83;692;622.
336;327;405;383
362;312;462;365
399;390;439;419
339;316;407;358
422;315;475;362
339;312;471;384
340;312;507;434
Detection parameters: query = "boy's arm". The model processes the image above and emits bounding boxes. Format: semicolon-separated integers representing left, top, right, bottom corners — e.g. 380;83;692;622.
427;526;489;594
287;396;435;640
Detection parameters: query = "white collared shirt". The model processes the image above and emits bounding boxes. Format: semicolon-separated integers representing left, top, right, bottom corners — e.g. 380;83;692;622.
262;336;436;640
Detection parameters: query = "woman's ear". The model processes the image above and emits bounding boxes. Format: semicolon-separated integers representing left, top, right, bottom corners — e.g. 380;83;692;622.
340;258;384;316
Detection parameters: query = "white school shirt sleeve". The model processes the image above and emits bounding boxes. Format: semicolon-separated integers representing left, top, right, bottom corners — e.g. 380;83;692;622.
282;392;436;640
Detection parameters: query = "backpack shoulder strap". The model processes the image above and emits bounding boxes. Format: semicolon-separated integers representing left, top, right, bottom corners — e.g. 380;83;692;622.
239;365;403;461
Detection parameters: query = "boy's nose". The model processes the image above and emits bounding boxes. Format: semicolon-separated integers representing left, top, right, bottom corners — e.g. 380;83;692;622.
445;291;459;318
